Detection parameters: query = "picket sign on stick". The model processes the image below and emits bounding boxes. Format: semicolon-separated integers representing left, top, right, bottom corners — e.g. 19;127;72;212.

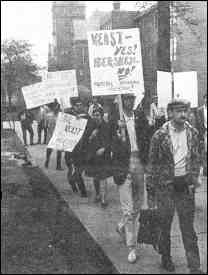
117;94;126;142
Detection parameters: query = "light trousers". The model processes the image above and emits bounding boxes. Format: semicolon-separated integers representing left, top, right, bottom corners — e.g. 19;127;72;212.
118;152;145;248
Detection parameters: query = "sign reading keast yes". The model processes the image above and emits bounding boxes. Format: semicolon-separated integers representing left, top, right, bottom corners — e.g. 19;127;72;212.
88;28;145;98
22;70;78;109
47;112;88;152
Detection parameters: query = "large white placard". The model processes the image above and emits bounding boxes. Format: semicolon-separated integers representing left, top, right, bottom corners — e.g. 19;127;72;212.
88;28;145;99
157;71;198;109
47;112;88;152
22;70;78;109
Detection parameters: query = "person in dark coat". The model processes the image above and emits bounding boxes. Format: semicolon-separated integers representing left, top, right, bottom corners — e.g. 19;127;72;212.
196;93;207;175
64;97;95;198
110;93;152;263
18;109;34;146
85;106;112;207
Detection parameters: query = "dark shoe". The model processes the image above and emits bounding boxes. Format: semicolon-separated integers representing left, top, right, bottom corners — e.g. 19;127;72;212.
190;269;205;274
56;167;64;171
81;192;87;198
44;161;49;168
101;200;108;208
94;194;101;203
161;256;175;272
71;184;78;193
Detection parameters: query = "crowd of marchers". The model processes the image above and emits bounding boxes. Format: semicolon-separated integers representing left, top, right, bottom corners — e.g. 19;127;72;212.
17;93;207;274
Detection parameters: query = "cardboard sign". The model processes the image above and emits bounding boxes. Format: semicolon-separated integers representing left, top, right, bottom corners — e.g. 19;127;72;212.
157;71;198;109
88;28;144;101
22;70;78;109
47;112;88;152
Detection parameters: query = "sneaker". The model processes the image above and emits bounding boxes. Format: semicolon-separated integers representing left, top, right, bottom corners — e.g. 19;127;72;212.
190;269;205;274
161;256;175;272
128;248;137;264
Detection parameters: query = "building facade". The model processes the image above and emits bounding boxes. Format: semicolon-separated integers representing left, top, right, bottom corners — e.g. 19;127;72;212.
48;1;90;90
135;1;207;107
172;1;207;106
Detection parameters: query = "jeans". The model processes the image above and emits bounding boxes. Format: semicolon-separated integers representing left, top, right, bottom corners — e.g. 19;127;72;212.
157;176;200;270
65;152;87;196
118;152;145;248
37;120;47;144
45;148;62;169
21;124;34;145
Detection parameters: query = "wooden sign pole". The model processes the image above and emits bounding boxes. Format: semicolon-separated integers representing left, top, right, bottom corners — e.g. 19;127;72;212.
117;94;126;142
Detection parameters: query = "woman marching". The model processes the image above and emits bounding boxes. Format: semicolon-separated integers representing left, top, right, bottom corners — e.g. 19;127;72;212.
85;105;112;208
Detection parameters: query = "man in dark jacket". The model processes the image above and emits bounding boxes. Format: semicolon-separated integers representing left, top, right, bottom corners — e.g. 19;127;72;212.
64;97;95;198
110;93;152;263
18;109;34;146
146;99;204;274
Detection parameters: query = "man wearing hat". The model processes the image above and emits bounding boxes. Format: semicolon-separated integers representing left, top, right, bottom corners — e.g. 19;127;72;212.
146;99;204;274
111;93;152;263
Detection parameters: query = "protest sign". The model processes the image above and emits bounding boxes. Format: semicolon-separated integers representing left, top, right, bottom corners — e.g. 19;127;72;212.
47;112;88;152
22;70;78;109
157;71;172;109
174;71;198;108
88;28;144;100
47;70;78;109
157;71;198;109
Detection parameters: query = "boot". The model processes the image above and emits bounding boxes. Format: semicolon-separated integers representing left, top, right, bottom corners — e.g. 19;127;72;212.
161;256;175;272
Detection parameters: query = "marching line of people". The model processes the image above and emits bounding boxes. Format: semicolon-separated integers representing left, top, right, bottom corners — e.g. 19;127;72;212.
18;93;207;274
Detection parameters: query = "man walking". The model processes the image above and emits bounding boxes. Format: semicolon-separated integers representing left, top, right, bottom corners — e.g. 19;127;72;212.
37;104;49;144
146;99;204;274
18;109;34;146
111;93;152;263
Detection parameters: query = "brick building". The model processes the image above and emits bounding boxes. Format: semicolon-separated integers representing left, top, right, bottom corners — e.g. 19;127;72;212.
48;1;91;90
172;1;207;106
135;2;170;108
135;1;206;107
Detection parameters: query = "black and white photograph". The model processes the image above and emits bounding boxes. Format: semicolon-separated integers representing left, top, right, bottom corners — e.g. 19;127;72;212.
1;1;207;274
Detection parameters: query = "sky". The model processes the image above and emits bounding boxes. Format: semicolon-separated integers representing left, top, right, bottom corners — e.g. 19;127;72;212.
1;1;138;67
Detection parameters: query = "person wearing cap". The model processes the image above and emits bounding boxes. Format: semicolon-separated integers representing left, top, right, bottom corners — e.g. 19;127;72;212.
110;93;152;263
196;93;207;176
146;99;204;274
85;105;112;207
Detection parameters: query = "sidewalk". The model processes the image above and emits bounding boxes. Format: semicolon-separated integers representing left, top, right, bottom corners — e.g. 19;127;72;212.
1;130;118;274
27;144;207;274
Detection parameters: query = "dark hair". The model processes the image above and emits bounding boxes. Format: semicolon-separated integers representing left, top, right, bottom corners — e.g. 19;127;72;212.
92;106;104;117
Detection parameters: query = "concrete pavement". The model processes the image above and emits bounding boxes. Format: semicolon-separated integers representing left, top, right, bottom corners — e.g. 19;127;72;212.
4;122;207;274
26;143;207;274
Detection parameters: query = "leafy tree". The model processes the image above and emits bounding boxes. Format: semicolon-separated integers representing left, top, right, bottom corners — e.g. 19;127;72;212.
1;39;41;108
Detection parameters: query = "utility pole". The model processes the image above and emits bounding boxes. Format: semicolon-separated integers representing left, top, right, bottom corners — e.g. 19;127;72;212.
170;1;176;99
